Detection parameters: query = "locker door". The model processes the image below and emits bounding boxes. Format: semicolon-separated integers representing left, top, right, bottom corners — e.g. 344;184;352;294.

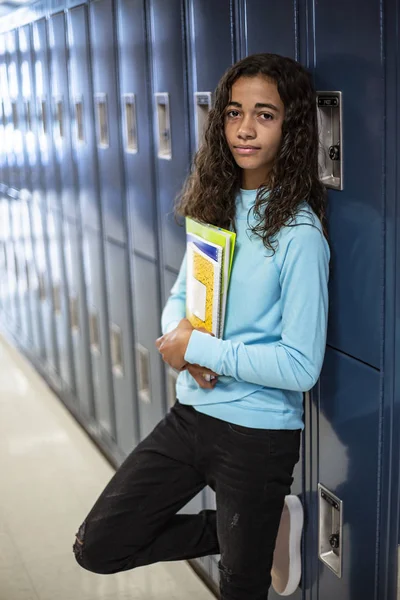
18;26;34;203
238;0;298;58
312;350;380;600
67;5;101;233
0;34;7;188
23;227;45;359
32;19;58;213
82;230;115;440
313;0;383;368
48;12;77;222
15;232;32;345
64;219;94;420
89;0;125;244
147;0;190;272
186;0;233;155
5;31;19;193
105;241;139;455
117;0;157;259
47;209;75;390
131;254;165;439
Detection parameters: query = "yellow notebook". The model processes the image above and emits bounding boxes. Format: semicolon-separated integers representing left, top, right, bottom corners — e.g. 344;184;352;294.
186;218;236;338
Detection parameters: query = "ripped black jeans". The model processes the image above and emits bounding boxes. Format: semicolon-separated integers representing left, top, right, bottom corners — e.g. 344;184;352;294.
73;401;300;600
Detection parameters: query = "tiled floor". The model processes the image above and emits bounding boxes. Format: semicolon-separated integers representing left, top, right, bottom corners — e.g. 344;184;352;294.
0;334;215;600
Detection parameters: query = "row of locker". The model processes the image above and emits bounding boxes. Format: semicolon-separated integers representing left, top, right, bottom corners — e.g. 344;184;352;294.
0;0;395;598
0;0;383;370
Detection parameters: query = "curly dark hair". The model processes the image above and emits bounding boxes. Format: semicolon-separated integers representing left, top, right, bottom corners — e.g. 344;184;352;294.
175;53;328;253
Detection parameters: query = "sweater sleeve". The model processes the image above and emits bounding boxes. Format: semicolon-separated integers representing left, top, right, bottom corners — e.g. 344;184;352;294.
184;226;330;392
161;253;187;335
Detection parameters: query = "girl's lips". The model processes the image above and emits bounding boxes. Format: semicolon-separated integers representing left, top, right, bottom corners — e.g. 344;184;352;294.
234;146;261;155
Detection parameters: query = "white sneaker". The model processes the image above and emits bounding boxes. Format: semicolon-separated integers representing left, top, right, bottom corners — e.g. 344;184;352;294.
271;495;304;596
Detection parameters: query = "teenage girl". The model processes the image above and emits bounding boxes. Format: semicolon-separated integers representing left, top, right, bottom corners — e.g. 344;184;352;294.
73;53;330;600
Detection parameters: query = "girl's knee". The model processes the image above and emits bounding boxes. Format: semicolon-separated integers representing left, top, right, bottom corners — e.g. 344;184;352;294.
72;519;128;575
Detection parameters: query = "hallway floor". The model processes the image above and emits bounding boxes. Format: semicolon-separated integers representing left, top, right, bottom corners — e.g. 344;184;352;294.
0;334;215;600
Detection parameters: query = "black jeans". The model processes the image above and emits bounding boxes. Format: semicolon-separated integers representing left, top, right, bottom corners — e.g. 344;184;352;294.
73;401;300;600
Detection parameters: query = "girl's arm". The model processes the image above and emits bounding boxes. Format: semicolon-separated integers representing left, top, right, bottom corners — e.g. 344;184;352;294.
184;226;330;393
161;253;187;335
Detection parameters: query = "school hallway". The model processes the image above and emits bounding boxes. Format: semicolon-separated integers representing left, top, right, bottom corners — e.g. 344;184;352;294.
0;333;215;600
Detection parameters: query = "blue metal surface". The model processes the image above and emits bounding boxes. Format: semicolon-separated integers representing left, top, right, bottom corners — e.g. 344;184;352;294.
89;0;125;244
313;0;383;369
116;0;158;260
131;253;165;439
147;0;189;272
104;240;140;455
82;229;115;441
48;11;78;222
67;4;101;233
63;218;95;420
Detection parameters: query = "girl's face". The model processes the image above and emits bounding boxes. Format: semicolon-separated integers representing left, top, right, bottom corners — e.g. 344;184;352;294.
224;74;285;190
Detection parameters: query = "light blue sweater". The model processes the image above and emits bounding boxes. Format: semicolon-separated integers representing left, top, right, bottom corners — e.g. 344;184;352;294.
161;189;330;430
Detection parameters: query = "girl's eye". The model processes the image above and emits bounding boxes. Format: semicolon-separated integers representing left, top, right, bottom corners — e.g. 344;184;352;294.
260;113;273;121
226;110;240;118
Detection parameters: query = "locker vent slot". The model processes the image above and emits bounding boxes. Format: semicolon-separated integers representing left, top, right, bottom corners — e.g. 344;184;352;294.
123;94;138;153
69;294;79;333
89;309;100;354
38;99;47;135
137;343;151;403
38;273;46;301
95;93;109;148
25;100;32;132
53;284;61;315
111;323;124;377
167;367;178;409
11;100;18;130
55;99;64;139
74;98;84;143
194;92;212;150
155;92;171;159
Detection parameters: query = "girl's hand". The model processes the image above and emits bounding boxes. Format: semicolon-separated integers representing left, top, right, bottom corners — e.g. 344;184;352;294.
155;319;195;370
182;364;219;390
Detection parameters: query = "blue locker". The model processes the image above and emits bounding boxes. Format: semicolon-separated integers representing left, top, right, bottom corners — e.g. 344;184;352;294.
147;0;190;272
82;230;115;440
47;209;75;390
0;34;6;188
310;349;380;600
14;234;33;345
239;0;297;58
63;219;95;419
313;0;383;369
5;31;19;193
89;0;125;244
186;0;233;154
48;12;77;222
116;0;157;260
31;19;58;213
67;5;101;233
23;225;45;359
104;240;139;455
131;253;165;439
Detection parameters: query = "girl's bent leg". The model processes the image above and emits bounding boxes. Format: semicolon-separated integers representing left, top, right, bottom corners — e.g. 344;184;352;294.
73;402;218;574
213;425;301;600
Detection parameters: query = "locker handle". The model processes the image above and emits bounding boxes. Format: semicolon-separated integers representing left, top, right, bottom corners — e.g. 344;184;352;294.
154;92;172;159
38;273;46;301
136;343;151;404
25;260;30;290
54;98;64;140
123;93;138;153
53;284;61;315
166;367;178;410
89;309;100;355
11;100;18;130
74;98;85;143
94;93;109;148
25;100;32;132
110;323;124;377
38;98;47;135
194;92;212;150
69;294;79;333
